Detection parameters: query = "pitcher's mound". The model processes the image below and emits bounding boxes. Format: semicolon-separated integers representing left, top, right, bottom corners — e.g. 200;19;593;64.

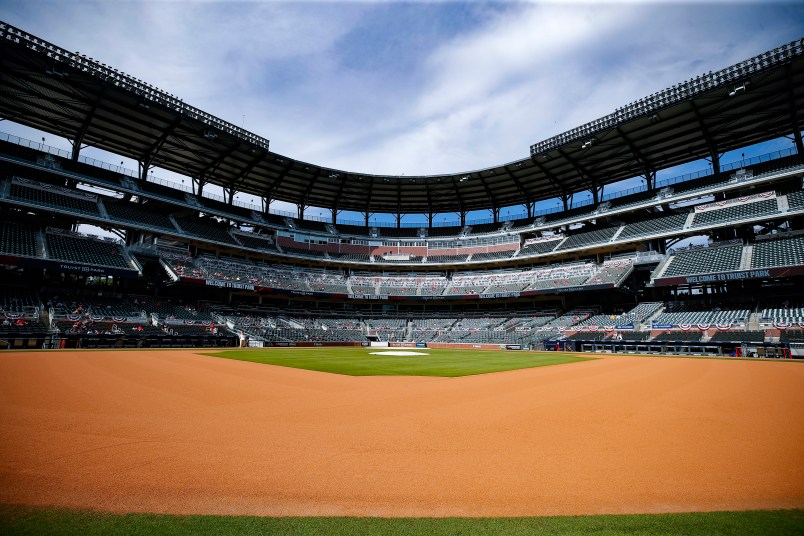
369;350;429;356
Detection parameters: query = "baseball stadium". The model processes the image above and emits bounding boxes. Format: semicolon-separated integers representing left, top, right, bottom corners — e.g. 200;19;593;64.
1;13;803;535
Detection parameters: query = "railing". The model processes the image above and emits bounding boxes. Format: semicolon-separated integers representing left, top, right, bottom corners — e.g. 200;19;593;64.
0;130;798;230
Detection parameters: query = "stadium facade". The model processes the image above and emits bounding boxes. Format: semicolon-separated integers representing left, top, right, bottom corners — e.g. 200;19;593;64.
0;21;803;357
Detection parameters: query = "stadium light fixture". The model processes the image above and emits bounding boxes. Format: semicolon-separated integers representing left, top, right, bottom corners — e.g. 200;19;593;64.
729;84;747;97
582;139;594;149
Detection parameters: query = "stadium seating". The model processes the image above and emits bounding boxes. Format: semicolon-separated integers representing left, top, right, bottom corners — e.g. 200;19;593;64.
234;232;279;252
0;287;42;315
328;251;372;262
691;198;779;227
470;250;515;262
426;253;470;263
0;222;38;257
105;201;176;231
751;235;804;268
618;213;688;241
543;204;596;224
10;181;100;215
786;190;804;211
45;231;131;269
565;331;608;341
427;226;463;238
650;331;703;342
365;318;407;341
708;331;765;343
651;304;749;327
661;245;742;277
379;226;421;238
555;226;619;251
780;330;804;343
605;190;658;211
515;239;561;257
760;304;804;325
281;245;328;258
176;217;239;245
469;222;503;235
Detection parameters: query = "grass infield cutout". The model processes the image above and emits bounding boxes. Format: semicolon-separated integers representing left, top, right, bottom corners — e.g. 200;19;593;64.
206;347;593;377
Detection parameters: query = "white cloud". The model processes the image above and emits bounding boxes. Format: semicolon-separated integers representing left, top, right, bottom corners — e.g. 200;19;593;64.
1;0;801;187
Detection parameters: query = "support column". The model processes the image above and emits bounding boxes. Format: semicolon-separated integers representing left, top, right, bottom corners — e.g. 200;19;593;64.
793;128;804;156
428;212;434;228
460;212;467;227
590;180;599;205
492;207;500;223
298;203;306;220
645;170;656;191
396;213;402;228
331;208;338;224
710;150;721;175
526;202;535;219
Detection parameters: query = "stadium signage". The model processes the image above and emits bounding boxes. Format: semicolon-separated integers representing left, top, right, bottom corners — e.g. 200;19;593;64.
6;256;139;279
523;235;563;246
348;294;389;300
655;265;804;286
505;344;523;350
652;323;674;329
480;292;521;299
693;191;775;213
204;279;255;290
615;324;635;330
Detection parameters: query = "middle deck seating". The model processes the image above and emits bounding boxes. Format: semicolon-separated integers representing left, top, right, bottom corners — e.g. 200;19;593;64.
691;198;779;227
45;231;131;269
175;217;239;245
751;235;804;269
618;213;687;240
555;225;619;251
662;244;742;277
105;200;176;231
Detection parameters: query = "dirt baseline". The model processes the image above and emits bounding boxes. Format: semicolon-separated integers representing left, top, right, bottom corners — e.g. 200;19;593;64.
1;350;803;517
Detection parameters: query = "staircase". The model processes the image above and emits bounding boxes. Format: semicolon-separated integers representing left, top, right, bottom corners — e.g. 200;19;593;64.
683;212;696;229
35;229;47;258
739;245;753;270
96;198;109;219
747;312;762;331
650;255;674;281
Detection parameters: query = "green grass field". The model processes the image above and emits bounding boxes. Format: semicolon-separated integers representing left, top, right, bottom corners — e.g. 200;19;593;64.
207;347;592;376
1;506;802;535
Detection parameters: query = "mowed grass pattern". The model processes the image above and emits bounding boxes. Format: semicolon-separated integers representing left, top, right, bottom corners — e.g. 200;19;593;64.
1;506;802;535
207;347;592;376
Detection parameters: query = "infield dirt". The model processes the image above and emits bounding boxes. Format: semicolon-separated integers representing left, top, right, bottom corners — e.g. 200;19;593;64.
1;350;803;517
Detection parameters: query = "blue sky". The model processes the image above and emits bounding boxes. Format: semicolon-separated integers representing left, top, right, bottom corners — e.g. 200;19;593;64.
1;1;802;227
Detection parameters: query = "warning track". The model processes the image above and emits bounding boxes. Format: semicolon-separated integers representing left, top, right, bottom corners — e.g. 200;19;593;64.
0;350;802;517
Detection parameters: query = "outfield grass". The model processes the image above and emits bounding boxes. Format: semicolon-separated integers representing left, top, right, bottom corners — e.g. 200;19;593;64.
1;506;802;535
206;347;592;376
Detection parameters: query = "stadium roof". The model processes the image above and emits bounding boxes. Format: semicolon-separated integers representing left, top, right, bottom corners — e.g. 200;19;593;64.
1;21;803;216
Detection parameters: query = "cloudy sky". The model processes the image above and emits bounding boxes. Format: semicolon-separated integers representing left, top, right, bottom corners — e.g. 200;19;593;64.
1;0;802;223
